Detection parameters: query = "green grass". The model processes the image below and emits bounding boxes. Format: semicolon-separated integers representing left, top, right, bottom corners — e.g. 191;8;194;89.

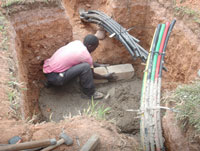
173;80;200;133
8;90;16;102
194;17;200;24
0;5;21;117
7;87;20;119
0;13;9;51
7;75;27;119
173;6;200;24
7;80;22;115
1;0;50;8
84;98;111;120
1;0;25;7
180;0;186;3
174;6;197;16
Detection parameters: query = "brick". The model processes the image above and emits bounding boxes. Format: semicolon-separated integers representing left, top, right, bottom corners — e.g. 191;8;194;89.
107;64;134;80
93;64;134;83
93;67;108;84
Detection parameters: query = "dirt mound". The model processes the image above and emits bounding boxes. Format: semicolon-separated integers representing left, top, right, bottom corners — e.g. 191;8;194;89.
0;116;139;150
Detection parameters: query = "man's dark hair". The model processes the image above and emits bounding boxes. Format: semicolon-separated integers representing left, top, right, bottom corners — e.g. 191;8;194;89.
83;35;99;52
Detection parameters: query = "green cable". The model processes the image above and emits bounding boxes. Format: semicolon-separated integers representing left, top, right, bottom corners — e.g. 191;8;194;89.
151;24;166;81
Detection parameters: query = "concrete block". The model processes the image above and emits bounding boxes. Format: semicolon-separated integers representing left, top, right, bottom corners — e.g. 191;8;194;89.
107;64;134;80
94;67;108;75
94;67;108;84
93;64;134;83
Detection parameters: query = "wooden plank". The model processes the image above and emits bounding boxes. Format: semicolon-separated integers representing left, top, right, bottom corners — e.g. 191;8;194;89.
80;134;99;151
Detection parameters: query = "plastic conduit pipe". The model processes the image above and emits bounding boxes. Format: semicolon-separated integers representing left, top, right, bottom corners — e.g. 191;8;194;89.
82;10;148;60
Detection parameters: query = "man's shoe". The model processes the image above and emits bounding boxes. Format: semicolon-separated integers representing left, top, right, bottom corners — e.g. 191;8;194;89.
81;91;104;100
92;91;104;100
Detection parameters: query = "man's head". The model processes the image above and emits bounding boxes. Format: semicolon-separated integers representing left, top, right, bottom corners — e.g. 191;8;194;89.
83;34;99;53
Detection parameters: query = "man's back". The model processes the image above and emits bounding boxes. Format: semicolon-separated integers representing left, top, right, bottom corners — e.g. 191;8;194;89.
43;40;93;73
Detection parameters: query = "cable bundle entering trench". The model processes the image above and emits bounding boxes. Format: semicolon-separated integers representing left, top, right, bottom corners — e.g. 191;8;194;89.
140;20;176;151
80;9;176;150
79;10;148;62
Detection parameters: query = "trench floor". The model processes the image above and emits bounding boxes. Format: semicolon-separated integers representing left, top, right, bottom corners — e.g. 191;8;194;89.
39;77;142;133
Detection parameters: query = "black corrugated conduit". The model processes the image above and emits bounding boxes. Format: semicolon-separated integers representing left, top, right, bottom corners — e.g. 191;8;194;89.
79;10;148;62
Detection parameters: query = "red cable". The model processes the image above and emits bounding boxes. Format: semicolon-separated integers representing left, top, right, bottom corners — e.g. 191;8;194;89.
155;22;170;79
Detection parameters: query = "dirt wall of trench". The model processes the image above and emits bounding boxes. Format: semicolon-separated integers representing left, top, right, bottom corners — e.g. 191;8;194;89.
62;0;200;86
4;0;199;119
5;1;73;118
4;0;152;119
149;0;200;88
62;0;151;78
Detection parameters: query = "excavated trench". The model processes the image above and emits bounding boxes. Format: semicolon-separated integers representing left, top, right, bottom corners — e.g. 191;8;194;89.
5;0;200;150
9;2;73;119
9;1;144;134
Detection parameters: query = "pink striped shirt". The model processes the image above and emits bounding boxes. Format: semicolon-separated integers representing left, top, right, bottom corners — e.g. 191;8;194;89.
43;40;93;73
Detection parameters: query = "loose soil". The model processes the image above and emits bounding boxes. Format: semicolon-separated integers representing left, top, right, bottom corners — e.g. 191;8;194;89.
0;117;139;151
39;77;142;133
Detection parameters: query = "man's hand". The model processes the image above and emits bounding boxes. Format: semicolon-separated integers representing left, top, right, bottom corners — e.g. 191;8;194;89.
105;72;118;81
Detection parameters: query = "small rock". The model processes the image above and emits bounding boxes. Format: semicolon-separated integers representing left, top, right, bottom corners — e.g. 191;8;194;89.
104;93;110;99
36;56;41;60
198;69;200;77
95;30;106;40
86;4;91;8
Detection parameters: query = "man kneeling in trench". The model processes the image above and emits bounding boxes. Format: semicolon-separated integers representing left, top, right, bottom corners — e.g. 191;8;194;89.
43;34;116;100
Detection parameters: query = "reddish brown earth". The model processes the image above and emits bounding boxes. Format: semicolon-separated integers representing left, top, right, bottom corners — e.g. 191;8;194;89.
0;0;200;150
163;111;200;151
0;117;138;151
